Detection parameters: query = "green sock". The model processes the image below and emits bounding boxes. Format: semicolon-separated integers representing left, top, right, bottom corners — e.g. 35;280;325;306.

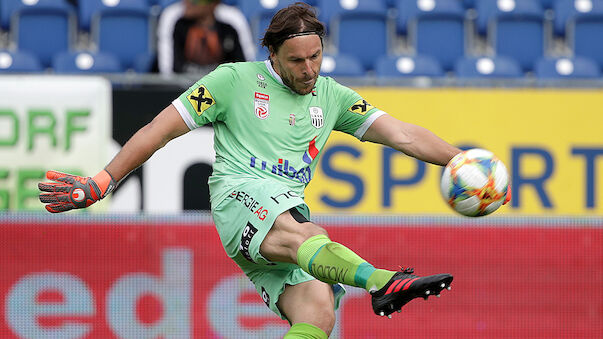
284;323;327;339
297;234;395;292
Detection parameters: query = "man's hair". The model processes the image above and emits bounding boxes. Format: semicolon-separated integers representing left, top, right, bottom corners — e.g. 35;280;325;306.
261;2;325;53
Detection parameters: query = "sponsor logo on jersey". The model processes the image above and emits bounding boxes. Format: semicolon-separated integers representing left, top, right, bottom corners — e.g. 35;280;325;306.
309;107;324;128
248;137;318;184
239;222;258;263
226;190;267;221
254;92;270;119
257;73;267;88
302;136;319;164
289;113;295;126
348;99;374;115
261;286;270;306
187;85;215;116
270;190;300;204
249;157;312;184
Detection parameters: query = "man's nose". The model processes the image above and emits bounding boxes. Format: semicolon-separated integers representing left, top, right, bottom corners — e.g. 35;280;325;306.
302;59;313;75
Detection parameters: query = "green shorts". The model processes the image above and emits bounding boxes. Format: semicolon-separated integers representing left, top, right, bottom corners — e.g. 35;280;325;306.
211;178;345;319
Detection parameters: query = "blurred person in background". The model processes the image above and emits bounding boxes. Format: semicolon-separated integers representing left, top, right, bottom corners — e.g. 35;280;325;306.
38;3;511;338
157;0;254;75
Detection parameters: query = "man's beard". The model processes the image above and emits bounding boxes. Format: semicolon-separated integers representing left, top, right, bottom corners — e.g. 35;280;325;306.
283;74;315;95
275;61;315;95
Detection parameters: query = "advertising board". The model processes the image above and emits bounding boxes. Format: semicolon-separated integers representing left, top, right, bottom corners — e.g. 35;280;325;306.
0;76;112;211
305;88;603;215
0;216;601;338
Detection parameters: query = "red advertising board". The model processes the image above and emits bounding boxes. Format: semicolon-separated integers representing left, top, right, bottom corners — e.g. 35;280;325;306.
0;217;601;338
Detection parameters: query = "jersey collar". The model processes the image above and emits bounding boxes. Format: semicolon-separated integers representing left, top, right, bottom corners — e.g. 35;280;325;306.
264;59;285;87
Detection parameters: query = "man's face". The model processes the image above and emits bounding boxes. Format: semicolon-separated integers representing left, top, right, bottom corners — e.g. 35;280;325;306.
271;34;322;95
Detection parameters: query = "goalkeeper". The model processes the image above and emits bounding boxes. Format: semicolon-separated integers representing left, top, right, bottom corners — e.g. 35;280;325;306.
37;3;489;339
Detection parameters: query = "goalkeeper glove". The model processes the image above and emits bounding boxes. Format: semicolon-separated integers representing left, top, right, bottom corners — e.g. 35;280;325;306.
38;170;117;213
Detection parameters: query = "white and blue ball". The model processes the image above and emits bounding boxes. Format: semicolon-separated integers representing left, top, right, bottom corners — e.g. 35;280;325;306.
440;149;509;217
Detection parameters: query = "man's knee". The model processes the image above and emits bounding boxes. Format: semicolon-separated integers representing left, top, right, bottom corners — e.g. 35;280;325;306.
275;210;328;244
299;222;328;241
279;280;335;335
286;208;328;238
261;210;329;263
311;302;336;335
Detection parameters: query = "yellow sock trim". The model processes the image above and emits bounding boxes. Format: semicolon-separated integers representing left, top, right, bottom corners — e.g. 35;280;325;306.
283;323;328;339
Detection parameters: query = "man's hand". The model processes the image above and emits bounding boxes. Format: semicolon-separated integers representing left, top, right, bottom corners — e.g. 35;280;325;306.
38;170;117;213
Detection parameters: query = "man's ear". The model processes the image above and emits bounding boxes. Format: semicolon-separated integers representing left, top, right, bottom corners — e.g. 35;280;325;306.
268;46;276;62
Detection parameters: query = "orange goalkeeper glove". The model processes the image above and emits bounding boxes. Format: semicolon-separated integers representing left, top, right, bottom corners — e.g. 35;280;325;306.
38;170;117;213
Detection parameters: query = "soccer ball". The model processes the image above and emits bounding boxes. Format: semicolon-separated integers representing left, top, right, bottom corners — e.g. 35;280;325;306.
440;148;509;217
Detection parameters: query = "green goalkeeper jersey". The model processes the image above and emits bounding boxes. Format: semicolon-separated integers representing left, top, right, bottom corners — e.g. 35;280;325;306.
173;60;385;206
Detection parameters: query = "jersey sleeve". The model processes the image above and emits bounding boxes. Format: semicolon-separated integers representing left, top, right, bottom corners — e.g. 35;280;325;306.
331;79;387;140
172;64;238;129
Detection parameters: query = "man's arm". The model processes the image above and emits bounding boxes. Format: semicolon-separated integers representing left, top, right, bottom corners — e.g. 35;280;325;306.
39;104;190;212
105;104;190;181
362;114;461;166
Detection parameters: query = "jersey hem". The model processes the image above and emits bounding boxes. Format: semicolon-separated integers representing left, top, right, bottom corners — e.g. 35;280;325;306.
355;110;387;140
172;99;198;130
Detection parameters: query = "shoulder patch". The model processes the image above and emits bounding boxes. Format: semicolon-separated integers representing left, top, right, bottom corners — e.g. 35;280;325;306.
348;99;374;115
187;85;215;116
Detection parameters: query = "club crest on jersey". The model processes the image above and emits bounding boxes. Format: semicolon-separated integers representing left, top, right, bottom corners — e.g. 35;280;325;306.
309;106;323;128
187;85;215;116
254;92;270;119
348;99;374;115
